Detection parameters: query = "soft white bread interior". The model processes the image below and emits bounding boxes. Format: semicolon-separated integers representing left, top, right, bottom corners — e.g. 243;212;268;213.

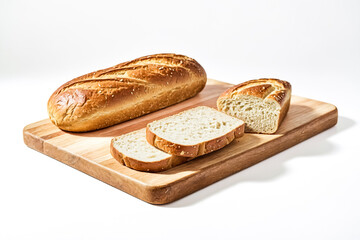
217;78;291;134
146;106;245;157
110;129;188;172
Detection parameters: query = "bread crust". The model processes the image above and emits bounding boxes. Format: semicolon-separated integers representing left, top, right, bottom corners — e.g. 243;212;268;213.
110;137;190;172
218;78;291;107
47;53;207;132
146;122;245;158
217;78;292;134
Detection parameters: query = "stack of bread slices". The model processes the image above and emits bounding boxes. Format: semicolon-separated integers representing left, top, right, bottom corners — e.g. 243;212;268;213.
110;106;245;172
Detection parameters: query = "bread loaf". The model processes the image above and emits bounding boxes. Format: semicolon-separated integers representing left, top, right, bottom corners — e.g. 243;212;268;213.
217;78;291;134
146;106;245;158
47;53;207;132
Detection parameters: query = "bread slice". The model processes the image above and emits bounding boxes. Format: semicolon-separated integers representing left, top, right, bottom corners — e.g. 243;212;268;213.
146;106;245;157
217;78;291;134
110;129;189;172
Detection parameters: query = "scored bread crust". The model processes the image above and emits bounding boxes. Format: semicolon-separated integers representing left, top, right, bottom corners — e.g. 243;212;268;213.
110;137;190;172
218;78;291;107
47;53;207;132
217;78;292;133
146;122;245;158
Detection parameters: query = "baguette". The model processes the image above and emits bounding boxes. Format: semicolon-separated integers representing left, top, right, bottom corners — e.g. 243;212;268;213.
217;78;291;133
47;53;207;132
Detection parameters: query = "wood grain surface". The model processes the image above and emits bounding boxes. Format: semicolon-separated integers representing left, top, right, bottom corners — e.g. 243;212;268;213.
23;79;338;204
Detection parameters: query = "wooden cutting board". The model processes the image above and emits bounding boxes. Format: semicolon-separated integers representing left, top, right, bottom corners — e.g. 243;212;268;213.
23;79;338;204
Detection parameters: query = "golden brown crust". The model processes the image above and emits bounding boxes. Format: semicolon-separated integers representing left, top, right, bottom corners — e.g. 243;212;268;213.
146;123;245;158
217;78;292;134
217;78;291;108
48;53;207;132
110;138;189;172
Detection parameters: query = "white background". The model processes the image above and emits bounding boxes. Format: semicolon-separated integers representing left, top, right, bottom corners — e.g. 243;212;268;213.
1;0;359;239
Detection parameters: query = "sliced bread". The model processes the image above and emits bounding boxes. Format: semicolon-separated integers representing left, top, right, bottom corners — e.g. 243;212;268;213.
110;129;189;172
217;78;291;134
146;106;245;157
